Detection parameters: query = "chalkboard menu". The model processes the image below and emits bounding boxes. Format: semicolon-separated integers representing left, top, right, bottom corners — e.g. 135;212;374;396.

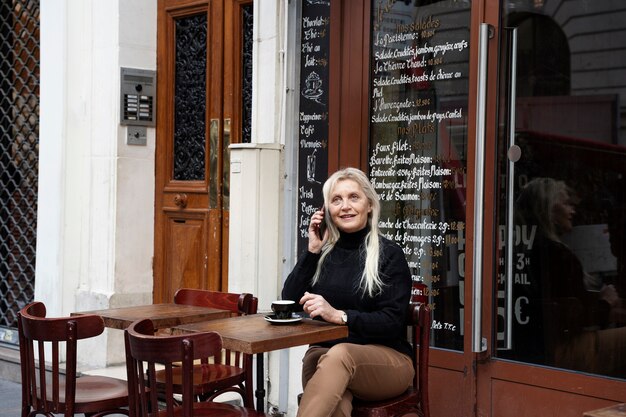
369;0;471;351
296;0;331;254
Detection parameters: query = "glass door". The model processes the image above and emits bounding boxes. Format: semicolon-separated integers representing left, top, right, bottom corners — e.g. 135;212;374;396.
484;0;626;414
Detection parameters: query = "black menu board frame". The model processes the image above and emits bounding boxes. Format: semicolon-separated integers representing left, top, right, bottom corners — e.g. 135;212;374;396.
296;0;331;255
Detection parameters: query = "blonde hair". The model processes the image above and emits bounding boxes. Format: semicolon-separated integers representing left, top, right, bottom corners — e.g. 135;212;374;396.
515;177;573;241
312;167;384;297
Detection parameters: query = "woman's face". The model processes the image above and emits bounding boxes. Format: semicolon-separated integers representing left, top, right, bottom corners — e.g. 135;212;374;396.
328;179;371;233
552;191;576;235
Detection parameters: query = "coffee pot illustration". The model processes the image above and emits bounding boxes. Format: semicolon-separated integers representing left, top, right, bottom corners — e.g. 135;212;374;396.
302;71;324;103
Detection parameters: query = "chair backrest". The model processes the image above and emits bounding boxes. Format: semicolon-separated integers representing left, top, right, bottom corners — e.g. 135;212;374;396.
173;288;257;406
173;288;257;315
18;301;106;416
409;302;431;417
124;318;224;417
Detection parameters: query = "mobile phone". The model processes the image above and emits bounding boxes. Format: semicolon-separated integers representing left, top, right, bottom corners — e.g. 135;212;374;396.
317;206;327;239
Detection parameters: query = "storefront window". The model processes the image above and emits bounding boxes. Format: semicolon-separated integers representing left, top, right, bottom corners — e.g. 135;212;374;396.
368;0;472;351
496;0;626;379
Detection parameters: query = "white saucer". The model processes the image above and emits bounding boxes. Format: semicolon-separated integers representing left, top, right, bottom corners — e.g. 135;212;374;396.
264;313;303;324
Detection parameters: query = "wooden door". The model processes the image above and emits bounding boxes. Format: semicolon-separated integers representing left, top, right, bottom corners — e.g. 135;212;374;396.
154;0;252;303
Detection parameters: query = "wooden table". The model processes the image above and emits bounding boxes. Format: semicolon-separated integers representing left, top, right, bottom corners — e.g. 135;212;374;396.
174;313;348;411
71;303;231;330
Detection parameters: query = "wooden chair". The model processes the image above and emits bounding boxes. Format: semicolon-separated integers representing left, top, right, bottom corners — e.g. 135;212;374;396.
166;288;257;407
352;303;431;417
124;318;264;417
18;301;129;417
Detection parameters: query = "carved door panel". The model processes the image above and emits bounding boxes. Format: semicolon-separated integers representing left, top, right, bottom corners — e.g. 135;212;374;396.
154;0;252;303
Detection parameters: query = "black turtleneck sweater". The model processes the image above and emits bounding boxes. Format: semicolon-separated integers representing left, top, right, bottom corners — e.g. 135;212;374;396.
281;228;412;357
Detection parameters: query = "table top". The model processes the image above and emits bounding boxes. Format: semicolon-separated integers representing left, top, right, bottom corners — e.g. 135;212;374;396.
173;313;349;354
71;303;231;330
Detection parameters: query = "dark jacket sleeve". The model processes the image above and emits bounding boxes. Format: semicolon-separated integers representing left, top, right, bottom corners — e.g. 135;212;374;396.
545;240;611;330
281;250;321;310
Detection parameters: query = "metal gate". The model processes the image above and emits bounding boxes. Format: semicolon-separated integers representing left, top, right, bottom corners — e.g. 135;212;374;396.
0;0;39;337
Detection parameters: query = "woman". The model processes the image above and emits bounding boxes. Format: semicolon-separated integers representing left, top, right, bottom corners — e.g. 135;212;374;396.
514;177;624;375
282;167;414;417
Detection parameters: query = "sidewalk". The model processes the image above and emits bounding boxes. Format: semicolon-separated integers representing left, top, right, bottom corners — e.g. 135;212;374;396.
0;367;129;417
0;378;21;417
0;365;240;416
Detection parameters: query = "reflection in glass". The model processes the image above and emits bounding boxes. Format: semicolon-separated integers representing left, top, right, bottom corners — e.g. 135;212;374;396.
496;1;626;379
368;0;471;351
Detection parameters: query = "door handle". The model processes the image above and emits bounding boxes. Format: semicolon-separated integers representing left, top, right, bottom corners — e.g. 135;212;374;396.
503;27;519;350
471;23;491;353
223;118;231;209
174;193;188;208
209;119;219;209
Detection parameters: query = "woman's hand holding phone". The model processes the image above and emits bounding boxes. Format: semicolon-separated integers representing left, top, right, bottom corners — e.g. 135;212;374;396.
308;206;327;253
317;206;327;240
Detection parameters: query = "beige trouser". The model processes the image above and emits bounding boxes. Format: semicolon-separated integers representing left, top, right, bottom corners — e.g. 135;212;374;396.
298;343;414;417
555;326;626;376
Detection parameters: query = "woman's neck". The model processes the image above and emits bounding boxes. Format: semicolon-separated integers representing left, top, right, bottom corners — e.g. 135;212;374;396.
337;227;369;249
